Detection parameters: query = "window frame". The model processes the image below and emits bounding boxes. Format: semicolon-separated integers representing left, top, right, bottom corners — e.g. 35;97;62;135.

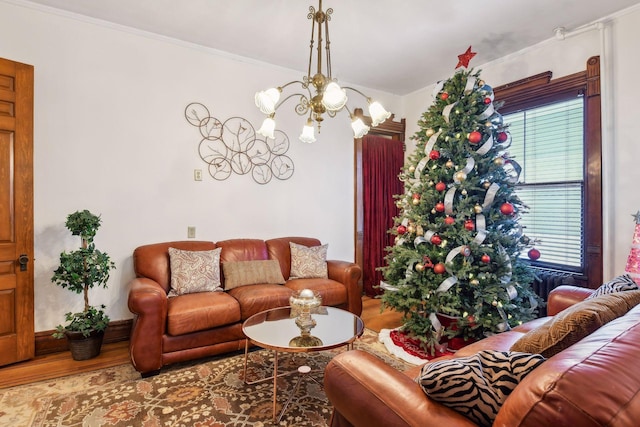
494;56;602;288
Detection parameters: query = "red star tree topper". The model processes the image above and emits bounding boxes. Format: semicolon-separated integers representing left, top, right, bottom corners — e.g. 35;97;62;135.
456;46;476;69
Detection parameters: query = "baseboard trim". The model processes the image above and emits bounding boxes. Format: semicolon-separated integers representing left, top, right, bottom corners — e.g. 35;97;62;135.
35;319;133;356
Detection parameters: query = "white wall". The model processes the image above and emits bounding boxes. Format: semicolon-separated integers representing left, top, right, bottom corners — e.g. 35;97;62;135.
402;5;640;283
0;1;402;331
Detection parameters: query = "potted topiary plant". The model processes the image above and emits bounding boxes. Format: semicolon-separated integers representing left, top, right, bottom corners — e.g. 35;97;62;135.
51;210;115;360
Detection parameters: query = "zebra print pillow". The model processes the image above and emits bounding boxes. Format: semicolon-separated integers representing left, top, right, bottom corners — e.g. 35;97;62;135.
586;274;639;299
416;350;545;426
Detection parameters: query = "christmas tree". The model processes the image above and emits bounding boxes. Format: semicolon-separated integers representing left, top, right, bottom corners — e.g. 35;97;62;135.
381;50;541;353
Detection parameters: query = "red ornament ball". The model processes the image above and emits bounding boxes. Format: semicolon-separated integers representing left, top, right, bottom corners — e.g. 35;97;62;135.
435;202;445;213
433;263;446;274
484;97;492;105
429;150;441;160
435;181;446;192
497;131;509;142
430;235;442;245
500;202;514;216
397;225;407;235
464;219;475;231
468;131;482;144
412;193;421;200
440;92;449;100
444;216;455;225
528;248;541;261
481;254;491;264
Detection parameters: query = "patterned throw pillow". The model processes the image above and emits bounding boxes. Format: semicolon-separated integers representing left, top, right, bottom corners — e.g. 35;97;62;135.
222;259;286;290
510;290;640;357
289;242;328;279
416;350;546;427
168;247;222;297
586;274;639;299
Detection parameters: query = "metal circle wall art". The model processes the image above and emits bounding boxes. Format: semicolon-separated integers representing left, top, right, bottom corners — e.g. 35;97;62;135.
185;102;294;184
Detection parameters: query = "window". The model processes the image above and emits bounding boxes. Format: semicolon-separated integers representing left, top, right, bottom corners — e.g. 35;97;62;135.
494;57;602;286
505;98;584;271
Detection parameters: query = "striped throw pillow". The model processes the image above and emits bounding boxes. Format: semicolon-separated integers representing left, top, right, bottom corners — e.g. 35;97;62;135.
416;350;545;426
586;274;639;299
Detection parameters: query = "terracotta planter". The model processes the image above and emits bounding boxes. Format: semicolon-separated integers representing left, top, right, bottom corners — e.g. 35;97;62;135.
65;329;105;360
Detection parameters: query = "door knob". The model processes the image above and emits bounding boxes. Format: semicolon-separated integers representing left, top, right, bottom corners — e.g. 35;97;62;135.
18;254;29;271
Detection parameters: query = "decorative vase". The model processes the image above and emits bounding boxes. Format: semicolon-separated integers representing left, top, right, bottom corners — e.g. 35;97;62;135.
289;289;323;347
65;329;105;361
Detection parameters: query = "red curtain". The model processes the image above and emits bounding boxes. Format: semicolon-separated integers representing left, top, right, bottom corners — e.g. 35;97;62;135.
362;135;404;296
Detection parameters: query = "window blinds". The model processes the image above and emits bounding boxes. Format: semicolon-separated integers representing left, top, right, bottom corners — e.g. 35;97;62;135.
505;98;584;269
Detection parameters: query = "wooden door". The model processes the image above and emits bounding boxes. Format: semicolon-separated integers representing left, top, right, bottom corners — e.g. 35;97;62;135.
0;57;34;366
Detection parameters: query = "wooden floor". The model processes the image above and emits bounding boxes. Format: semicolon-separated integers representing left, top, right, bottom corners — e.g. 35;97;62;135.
0;296;402;389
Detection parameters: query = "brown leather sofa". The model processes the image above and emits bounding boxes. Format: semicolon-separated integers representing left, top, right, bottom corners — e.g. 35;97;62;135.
324;285;640;426
127;237;361;376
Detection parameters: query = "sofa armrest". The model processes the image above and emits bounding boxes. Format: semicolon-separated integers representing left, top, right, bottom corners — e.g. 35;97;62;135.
324;350;476;427
547;285;595;316
127;277;168;375
327;260;362;316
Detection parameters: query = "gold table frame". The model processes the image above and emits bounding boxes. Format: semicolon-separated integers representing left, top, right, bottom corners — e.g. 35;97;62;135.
242;306;364;422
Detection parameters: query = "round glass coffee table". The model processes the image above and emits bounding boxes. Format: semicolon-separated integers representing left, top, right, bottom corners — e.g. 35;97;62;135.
242;306;364;422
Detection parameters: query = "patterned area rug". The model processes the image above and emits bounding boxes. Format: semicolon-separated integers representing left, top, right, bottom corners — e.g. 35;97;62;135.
0;329;410;426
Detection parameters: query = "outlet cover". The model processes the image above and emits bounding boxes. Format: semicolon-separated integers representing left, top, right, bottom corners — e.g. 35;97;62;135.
187;226;196;238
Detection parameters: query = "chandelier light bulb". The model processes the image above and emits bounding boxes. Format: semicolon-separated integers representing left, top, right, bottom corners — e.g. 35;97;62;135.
322;81;348;111
257;116;276;139
299;119;317;143
255;88;281;115
369;101;391;126
351;116;370;139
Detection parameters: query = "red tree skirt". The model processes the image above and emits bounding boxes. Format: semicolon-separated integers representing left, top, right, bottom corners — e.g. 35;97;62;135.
378;329;454;364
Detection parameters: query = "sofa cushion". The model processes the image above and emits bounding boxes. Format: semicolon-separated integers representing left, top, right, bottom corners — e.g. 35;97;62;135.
586;273;639;299
228;284;294;320
167;247;222;297
510;290;640;357
416;350;545;426
289;242;328;279
222;260;286;290
166;291;241;335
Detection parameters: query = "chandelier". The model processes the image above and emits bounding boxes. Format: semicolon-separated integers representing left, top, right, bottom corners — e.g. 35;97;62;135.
254;0;390;143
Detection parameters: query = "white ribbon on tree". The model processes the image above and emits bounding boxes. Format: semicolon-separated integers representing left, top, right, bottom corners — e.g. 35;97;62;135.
413;130;442;181
445;245;468;273
429;312;443;334
464;76;477;94
443;102;457;123
436;276;459;293
475;134;494;156
454;157;475;183
474;214;487;245
432;80;445;99
478;103;495;120
504;159;523;184
498;245;513;284
483;183;501;210
444;186;457;215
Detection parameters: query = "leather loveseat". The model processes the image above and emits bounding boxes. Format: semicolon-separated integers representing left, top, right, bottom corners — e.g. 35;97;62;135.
127;237;361;376
324;285;640;426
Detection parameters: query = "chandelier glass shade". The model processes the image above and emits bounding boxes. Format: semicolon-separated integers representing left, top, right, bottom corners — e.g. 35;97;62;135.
255;0;390;143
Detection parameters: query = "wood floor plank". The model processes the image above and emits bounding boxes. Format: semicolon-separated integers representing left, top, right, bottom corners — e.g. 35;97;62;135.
0;297;402;388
